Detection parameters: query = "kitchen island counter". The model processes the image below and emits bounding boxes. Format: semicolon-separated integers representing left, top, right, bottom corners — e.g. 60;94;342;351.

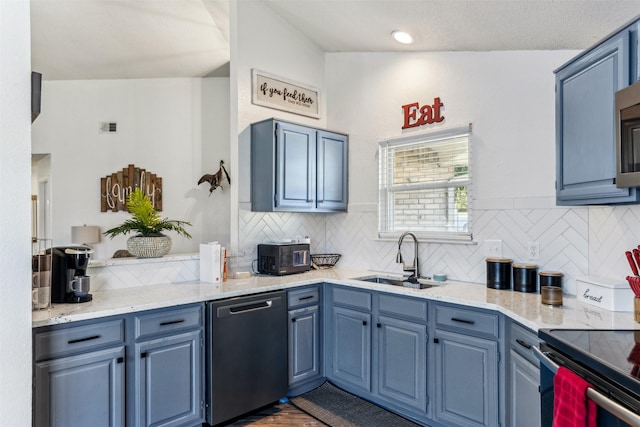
32;268;640;331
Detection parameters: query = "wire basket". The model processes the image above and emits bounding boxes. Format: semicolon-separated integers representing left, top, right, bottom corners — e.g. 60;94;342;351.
310;253;341;269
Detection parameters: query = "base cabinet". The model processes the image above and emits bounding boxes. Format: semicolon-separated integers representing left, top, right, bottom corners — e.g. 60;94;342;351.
433;330;499;427
508;321;541;427
432;302;502;427
33;304;204;427
326;287;429;423
376;315;427;412
134;330;203;427
330;305;372;391
34;346;125;427
288;286;323;395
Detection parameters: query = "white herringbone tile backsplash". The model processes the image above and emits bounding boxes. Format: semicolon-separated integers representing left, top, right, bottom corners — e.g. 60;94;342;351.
589;205;640;281
239;206;594;295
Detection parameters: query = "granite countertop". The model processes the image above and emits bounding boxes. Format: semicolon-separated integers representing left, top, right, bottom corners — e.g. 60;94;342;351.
32;268;640;331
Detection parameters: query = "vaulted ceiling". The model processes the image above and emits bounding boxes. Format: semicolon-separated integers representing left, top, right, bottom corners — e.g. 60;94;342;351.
30;0;640;80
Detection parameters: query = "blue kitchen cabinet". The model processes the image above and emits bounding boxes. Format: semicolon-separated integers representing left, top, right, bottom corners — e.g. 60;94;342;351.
556;22;640;204
33;319;126;427
376;316;428;413
288;286;323;395
131;304;204;427
251;118;348;212
433;303;502;427
325;287;429;422
34;346;125;427
326;286;372;392
33;304;205;427
508;321;541;427
330;305;372;391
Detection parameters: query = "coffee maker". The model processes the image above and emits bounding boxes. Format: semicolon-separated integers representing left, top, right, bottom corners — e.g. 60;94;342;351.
49;246;94;303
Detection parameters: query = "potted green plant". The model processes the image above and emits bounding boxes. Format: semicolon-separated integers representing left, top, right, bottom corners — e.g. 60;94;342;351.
104;188;192;258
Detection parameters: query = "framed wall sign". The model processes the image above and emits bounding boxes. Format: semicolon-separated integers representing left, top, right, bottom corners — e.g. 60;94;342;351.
100;164;162;212
252;69;320;119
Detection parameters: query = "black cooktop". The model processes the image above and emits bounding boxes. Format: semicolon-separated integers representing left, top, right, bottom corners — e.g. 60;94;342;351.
539;329;640;400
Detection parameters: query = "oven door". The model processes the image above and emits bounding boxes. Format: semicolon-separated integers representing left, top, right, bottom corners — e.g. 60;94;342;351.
534;345;640;427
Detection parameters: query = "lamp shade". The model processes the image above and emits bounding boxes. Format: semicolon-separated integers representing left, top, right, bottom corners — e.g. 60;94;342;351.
71;225;100;245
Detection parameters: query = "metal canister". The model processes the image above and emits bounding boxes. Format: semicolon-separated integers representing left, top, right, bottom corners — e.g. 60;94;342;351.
512;263;538;293
486;258;513;290
539;271;563;288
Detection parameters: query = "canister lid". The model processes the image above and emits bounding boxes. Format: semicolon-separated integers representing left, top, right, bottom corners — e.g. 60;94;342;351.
512;263;538;269
539;271;563;277
486;258;513;263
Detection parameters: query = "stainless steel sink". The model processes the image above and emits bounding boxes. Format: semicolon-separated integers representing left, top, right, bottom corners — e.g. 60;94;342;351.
352;275;442;289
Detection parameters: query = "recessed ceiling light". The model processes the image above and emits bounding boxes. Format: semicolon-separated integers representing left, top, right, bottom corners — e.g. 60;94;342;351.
392;30;414;45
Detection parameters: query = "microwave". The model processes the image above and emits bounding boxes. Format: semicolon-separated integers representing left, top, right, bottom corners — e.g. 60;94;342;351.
615;80;640;187
257;243;310;276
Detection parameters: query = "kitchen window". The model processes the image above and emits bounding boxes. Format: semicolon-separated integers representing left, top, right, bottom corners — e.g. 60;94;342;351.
378;124;472;242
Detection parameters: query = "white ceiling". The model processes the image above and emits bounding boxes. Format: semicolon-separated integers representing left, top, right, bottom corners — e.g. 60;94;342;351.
31;0;640;80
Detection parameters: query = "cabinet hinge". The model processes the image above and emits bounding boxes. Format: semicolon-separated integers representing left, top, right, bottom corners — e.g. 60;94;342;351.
200;337;204;347
497;351;501;363
425;394;429;405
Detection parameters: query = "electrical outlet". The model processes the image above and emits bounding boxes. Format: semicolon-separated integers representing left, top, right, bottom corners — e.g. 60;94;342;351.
527;242;540;260
484;239;502;257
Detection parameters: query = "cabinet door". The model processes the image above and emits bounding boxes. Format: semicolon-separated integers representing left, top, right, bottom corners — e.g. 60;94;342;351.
288;305;321;386
434;330;499;427
135;330;203;427
275;121;317;210
377;315;427;413
556;31;635;204
317;130;348;211
509;350;541;427
330;306;371;391
34;346;125;427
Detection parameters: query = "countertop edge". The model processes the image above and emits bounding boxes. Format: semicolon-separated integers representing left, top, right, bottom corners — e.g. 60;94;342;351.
32;269;640;332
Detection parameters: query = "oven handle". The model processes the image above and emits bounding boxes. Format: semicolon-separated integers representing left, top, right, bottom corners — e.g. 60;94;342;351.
533;346;640;426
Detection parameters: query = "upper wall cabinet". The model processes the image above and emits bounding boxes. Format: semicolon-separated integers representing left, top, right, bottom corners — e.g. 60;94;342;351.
556;20;640;205
251;119;348;212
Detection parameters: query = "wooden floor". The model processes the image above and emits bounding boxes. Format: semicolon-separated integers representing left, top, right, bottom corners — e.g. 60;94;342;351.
222;402;327;426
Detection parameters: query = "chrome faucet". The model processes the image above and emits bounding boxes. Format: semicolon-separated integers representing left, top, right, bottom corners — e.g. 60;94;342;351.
396;232;420;283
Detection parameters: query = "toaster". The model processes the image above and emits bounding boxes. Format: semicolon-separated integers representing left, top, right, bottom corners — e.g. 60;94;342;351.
257;243;310;275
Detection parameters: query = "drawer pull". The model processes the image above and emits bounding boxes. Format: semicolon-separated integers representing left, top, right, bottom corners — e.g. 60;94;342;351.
376;323;382;328
291;318;297;323
67;335;101;344
516;338;532;350
141;352;148;359
159;319;185;326
117;357;124;364
299;295;314;301
451;317;475;325
362;320;368;326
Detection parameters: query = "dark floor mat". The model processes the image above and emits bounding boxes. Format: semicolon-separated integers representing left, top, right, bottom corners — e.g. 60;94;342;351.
289;382;422;427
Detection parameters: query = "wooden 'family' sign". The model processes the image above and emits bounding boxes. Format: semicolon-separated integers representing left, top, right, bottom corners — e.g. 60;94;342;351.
100;164;162;212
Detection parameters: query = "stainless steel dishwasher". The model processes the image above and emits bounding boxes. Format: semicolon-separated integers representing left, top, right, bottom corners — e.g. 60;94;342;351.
206;291;287;426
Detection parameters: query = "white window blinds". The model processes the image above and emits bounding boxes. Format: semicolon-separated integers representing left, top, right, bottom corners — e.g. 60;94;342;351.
378;124;472;241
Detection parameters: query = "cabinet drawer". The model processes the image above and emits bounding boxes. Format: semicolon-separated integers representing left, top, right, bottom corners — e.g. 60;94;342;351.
378;293;427;323
288;286;320;309
135;304;203;340
510;322;539;366
435;303;499;339
332;287;371;311
34;318;124;361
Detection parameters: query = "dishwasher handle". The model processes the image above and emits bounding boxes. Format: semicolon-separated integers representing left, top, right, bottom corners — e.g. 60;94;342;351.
215;296;281;318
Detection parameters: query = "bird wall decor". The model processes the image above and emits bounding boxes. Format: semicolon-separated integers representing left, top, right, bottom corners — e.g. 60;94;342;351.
197;160;231;196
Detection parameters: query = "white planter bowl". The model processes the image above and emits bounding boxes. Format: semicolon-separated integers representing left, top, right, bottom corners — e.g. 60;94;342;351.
127;235;172;258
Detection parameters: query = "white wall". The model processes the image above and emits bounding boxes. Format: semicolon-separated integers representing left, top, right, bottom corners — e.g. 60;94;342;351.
31;77;230;260
231;0;329;266
322;51;593;293
325;51;576;206
0;1;33;424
